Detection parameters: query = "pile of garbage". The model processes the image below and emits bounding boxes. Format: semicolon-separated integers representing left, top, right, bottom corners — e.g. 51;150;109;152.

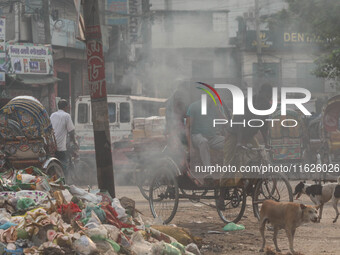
0;166;201;254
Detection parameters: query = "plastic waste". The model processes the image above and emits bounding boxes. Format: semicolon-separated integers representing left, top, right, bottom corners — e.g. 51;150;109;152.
171;241;186;254
111;198;127;220
16;197;36;211
90;234;120;252
72;235;97;255
0;222;17;230
151;225;193;245
130;231;152;255
103;224;120;242
85;224;108;238
152;241;181;255
85;204;106;223
69;185;101;203
186;243;201;255
222;222;245;231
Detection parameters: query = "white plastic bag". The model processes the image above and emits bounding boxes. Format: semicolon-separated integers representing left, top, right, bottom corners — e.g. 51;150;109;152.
73;235;97;255
111;198;127;219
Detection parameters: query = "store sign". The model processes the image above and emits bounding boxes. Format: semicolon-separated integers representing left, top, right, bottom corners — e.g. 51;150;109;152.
245;30;321;51
6;44;53;75
245;30;275;50
106;0;128;25
24;0;42;14
129;0;142;43
0;17;5;85
51;19;85;49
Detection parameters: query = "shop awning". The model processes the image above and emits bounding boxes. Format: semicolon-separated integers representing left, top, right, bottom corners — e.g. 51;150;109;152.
15;74;60;85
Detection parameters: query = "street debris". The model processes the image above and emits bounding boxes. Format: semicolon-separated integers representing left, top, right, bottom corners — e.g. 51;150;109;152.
222;223;245;232
0;166;202;254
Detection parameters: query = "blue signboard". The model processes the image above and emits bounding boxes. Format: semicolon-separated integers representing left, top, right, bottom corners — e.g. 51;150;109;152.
106;0;128;25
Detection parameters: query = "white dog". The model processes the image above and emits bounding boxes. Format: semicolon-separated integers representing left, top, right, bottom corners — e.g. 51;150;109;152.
293;177;340;223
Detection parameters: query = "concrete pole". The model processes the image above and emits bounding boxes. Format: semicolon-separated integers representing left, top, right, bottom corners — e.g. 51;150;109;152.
83;0;115;197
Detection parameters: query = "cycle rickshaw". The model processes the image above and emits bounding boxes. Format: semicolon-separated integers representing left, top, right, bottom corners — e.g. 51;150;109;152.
268;109;308;164
147;140;293;224
0;96;64;177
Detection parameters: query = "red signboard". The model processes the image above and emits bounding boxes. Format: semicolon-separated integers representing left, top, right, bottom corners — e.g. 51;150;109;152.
86;25;107;99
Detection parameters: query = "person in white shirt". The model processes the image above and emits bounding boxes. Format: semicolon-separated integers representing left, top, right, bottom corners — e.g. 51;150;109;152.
50;99;77;176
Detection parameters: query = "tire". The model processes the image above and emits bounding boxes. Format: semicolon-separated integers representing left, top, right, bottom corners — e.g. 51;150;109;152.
149;169;179;224
138;157;179;200
252;173;293;220
45;161;64;179
136;167;153;200
215;187;247;224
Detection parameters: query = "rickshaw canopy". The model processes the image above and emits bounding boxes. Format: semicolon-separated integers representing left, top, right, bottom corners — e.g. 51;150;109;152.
0;96;53;140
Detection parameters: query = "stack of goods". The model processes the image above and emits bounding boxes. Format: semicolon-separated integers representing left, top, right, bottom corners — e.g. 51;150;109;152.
132;116;166;139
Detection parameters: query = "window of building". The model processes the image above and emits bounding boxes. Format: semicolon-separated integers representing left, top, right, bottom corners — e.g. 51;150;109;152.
108;103;116;123
120;102;130;123
77;103;88;124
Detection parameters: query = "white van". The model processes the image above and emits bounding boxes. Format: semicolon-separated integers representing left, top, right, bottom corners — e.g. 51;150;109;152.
75;95;133;155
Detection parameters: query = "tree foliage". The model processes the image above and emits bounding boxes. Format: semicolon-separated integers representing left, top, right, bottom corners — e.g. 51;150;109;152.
268;0;340;79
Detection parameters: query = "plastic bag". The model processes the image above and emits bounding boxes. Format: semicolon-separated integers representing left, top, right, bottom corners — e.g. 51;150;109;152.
186;243;201;255
222;222;245;231
171;241;185;254
130;231;153;255
152;241;181;255
111;198;127;219
103;224;120;241
69;185;101;203
16;198;36;211
72;235;97;255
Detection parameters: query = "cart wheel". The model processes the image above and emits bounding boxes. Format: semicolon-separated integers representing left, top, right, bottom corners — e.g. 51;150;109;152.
139;158;179;200
252;173;293;220
149;169;179;224
136;165;156;200
215;187;247;224
45;161;64;179
137;160;164;200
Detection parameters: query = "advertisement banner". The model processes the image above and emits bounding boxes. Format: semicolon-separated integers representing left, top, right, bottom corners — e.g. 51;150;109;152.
106;0;128;25
129;0;142;43
0;17;5;85
6;44;53;75
51;19;85;49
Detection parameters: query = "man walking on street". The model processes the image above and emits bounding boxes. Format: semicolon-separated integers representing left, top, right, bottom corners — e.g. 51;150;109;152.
50;99;77;178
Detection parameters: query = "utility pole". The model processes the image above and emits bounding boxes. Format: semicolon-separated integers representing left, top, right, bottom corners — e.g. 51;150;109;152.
254;0;263;86
83;0;115;197
43;0;51;44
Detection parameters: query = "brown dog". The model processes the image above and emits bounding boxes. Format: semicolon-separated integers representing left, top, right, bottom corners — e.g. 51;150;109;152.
259;200;318;254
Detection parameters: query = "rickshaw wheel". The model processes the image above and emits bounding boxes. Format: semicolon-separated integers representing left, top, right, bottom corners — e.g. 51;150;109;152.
149;169;179;224
136;161;160;200
252;173;293;220
215;187;247;224
45;161;64;179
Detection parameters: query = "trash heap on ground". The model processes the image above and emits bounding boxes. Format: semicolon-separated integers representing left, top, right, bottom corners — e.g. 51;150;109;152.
0;166;201;254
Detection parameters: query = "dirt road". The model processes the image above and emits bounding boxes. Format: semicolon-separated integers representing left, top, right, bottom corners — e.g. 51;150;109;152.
116;185;340;255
